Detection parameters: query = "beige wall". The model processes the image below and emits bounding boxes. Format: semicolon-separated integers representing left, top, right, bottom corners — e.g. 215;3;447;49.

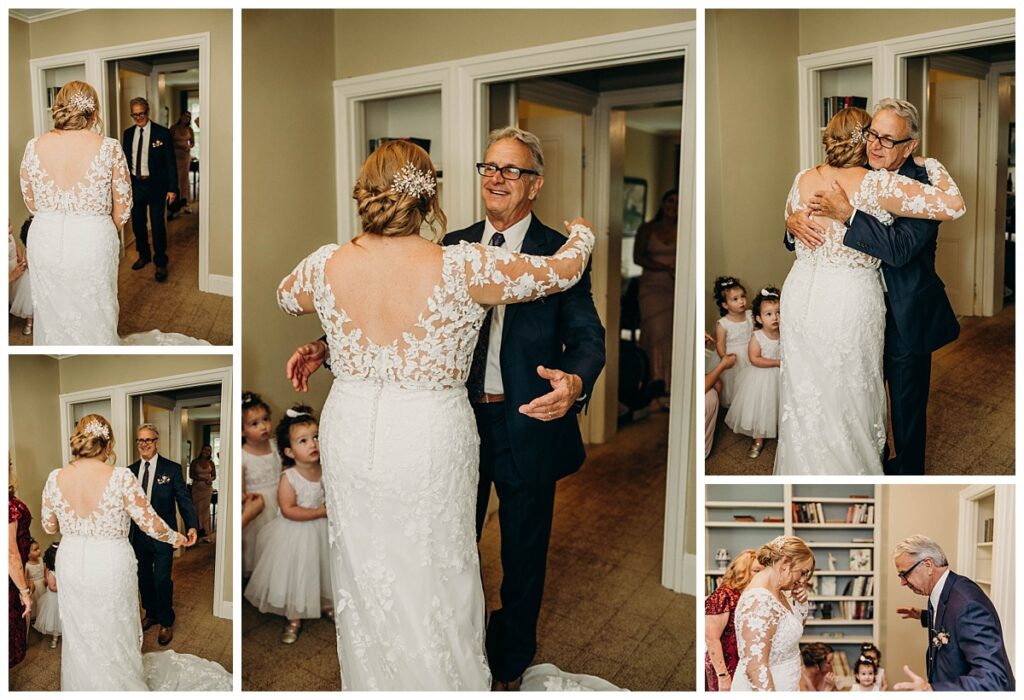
705;10;800;331
9;356;63;549
799;9;1014;55
333;9;694;78
625;127;678;219
58;354;230;394
8;10;233;276
9;18;33;229
879;485;964;681
242;10;338;418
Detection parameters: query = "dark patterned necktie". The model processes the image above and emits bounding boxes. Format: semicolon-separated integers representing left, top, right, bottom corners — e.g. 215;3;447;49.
135;127;144;177
141;461;151;493
467;232;505;401
927;599;935;679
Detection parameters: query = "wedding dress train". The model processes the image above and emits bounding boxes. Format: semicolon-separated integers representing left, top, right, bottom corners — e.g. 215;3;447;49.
19;136;207;346
41;468;231;691
278;224;618;691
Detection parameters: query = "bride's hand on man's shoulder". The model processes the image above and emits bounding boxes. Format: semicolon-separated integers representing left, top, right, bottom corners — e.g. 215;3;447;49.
786;209;825;249
564;216;592;233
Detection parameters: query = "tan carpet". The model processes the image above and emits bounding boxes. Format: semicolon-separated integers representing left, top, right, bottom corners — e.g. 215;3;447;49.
242;411;695;691
9;539;231;691
9;205;231;346
706;303;1015;475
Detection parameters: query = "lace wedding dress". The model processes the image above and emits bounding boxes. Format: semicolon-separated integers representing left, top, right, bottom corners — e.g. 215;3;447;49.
774;159;965;475
41;468;231;691
19;136;207;346
277;224;614;691
731;587;808;692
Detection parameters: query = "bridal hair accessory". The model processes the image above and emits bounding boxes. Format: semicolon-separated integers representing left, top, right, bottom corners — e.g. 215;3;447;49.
83;419;110;440
849;123;866;145
770;535;787;548
285;408;311;418
718;277;736;288
760;288;779;298
391;162;436;199
68;93;96;114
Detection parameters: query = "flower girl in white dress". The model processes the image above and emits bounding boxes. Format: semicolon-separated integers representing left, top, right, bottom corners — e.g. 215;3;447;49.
33;544;61;648
725;287;782;459
243;406;332;644
241;392;282;576
713;276;753;407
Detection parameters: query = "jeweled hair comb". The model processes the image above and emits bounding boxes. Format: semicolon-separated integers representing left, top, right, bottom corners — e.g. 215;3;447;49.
391;162;437;199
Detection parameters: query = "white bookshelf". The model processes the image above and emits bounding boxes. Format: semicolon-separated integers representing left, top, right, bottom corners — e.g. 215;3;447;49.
705;484;881;683
957;485;1013;656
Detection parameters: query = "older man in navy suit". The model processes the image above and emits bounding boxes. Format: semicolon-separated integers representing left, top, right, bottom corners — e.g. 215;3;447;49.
787;99;959;476
891;535;1013;691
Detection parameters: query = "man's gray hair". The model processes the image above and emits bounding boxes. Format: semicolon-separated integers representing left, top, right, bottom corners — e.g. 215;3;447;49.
874;98;920;140
137;423;160;438
487;126;544;174
130;96;150;113
893;535;948;567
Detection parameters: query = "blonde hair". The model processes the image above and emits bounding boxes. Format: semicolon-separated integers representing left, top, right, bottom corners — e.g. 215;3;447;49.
69;414;115;463
757;535;815;569
51;80;101;132
720;548;758;591
822;107;871;168
352;140;447;242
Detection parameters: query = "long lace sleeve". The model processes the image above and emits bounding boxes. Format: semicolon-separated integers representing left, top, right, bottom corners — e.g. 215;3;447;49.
862;158;965;221
119;471;180;545
277;244;338;316
40;472;60;534
792;595;810;623
109;139;132;229
19;140;37;214
736;592;784;691
461;223;595;306
784;170;806;221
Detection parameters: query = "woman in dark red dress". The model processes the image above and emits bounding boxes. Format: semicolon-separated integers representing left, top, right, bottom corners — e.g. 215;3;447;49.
8;461;33;668
705;549;761;690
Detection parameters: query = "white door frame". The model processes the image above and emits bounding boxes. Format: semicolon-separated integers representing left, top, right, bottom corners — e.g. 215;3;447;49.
334;23;697;595
58;366;233;620
28;32;227;297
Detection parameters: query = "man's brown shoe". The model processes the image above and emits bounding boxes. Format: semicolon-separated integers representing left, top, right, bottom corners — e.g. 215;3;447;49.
158;625;174;645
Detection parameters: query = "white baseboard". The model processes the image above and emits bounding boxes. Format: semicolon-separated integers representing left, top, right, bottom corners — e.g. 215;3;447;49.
204;274;232;297
215;600;233;620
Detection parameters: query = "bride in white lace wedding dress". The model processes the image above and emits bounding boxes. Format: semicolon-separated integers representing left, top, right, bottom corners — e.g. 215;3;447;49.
731;537;812;692
277;140;614;691
18;81;206;346
775;108;965;475
40;415;230;691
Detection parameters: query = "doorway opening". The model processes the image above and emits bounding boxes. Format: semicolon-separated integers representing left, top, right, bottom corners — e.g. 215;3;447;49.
902;40;1015;318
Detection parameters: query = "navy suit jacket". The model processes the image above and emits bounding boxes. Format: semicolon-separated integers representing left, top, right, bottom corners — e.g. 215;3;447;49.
122;121;178;196
784;158;959;355
128;455;197;548
444;215;606;484
920;571;1014;691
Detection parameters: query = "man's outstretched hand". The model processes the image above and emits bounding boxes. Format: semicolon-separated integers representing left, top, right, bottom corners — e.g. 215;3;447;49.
287;340;328;392
519;366;583;421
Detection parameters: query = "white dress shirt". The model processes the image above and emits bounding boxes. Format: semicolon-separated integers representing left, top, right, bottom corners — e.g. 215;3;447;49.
482;213;533;394
929;569;951;626
137;455;159;503
131;122;151;177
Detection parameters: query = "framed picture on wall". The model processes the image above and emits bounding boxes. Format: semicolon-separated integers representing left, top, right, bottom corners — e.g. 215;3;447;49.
849;548;872;571
623;177;647;237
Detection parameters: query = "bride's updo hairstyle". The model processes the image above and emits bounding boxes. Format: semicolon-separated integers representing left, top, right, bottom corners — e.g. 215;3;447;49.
69;413;115;464
353;139;447;243
822;107;872;168
756;535;815;570
51;80;101;132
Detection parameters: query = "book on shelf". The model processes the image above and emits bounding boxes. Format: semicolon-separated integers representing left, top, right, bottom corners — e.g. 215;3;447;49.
822;95;869;125
763;516;784;523
706;575;724;595
832;651;852;678
983;518;995;543
845;503;874;524
733;515;756;522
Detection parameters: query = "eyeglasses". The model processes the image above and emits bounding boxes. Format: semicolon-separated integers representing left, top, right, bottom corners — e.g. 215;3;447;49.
476;162;540;180
136;438;158;445
131;112;148;119
864;127;914;150
897;558;927;581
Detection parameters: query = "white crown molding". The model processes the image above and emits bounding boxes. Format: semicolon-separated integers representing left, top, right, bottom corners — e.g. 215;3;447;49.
9;9;83;24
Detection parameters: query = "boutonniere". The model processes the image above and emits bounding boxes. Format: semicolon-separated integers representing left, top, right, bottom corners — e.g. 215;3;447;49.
931;629;950;648
156;475;172;485
152;140;164;148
